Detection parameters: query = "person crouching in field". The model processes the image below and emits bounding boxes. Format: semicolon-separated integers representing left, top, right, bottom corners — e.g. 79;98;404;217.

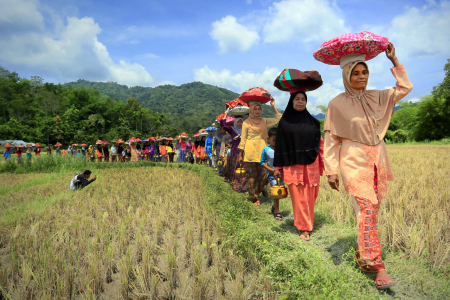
261;127;284;221
70;170;97;191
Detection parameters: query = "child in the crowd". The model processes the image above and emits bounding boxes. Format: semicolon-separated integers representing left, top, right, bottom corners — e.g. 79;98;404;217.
62;148;67;157
261;127;284;221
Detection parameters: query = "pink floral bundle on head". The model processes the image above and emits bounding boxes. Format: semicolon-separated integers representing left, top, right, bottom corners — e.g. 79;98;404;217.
313;31;389;67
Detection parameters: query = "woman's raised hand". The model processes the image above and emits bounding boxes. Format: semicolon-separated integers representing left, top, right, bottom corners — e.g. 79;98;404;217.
386;42;400;67
270;98;276;107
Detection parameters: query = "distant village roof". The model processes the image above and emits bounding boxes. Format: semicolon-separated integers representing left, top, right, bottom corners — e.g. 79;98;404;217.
0;140;35;146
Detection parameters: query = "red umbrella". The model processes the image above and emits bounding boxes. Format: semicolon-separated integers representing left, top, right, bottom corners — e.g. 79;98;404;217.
81;143;87;146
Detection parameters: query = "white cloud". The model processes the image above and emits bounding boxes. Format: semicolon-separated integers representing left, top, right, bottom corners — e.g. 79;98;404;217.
387;0;450;58
262;0;350;43
210;15;260;53
144;53;160;59
0;0;154;87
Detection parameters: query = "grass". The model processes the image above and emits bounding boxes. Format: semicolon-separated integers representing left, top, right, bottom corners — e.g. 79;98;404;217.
0;145;449;299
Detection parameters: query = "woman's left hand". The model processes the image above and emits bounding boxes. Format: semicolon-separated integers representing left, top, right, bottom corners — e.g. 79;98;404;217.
386;42;399;66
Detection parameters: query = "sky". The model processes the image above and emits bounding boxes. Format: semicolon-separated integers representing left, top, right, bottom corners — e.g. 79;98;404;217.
1;0;449;114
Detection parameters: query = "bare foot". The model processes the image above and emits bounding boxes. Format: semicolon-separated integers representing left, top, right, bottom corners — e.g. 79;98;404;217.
299;231;310;241
375;269;395;288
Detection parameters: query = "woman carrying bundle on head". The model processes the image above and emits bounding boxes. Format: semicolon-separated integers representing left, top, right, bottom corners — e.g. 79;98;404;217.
192;135;200;164
179;135;188;163
272;69;325;239
214;126;227;174
205;127;216;167
186;138;193;164
220;115;247;190
314;32;412;289
198;136;207;164
159;139;168;162
238;87;282;205
174;138;181;162
167;139;175;162
88;145;95;162
3;144;12;161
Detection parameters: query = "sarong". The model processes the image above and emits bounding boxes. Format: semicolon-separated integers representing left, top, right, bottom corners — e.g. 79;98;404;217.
228;152;247;191
352;164;385;272
245;162;268;200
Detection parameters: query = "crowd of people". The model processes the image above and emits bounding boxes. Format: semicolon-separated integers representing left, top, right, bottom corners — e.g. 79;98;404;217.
3;33;413;290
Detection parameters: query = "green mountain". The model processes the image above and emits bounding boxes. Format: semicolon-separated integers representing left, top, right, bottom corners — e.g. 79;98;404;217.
63;79;282;120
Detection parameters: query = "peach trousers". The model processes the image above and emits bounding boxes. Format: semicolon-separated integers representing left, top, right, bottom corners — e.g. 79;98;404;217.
288;182;319;232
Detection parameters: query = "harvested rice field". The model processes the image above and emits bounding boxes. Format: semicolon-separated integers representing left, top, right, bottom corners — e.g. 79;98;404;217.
0;168;273;299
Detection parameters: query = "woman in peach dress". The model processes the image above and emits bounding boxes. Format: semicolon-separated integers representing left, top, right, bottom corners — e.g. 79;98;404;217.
324;43;412;289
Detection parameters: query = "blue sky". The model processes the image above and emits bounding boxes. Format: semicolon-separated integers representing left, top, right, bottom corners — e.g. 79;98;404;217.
1;0;449;113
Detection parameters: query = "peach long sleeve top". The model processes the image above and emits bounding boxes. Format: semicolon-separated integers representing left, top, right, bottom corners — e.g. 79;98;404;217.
324;65;413;204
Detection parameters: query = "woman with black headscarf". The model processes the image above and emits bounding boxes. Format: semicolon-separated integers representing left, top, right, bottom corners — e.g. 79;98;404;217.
273;89;324;241
272;69;324;241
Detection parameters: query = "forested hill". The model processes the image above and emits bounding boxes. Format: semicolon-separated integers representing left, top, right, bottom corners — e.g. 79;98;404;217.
63;79;281;119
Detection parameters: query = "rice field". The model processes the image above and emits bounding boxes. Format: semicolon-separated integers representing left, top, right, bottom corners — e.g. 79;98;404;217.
0;145;448;299
0;168;273;299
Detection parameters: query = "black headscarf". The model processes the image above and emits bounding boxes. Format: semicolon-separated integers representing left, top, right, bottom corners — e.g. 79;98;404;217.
198;136;206;147
274;91;321;167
